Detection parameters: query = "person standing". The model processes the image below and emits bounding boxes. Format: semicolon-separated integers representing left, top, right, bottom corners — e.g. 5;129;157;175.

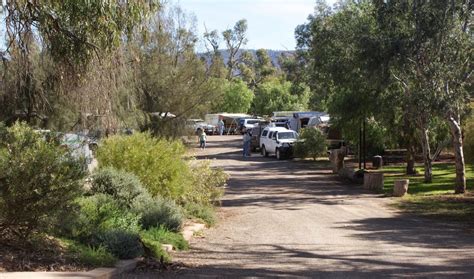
218;118;225;136
198;129;207;149
242;130;251;157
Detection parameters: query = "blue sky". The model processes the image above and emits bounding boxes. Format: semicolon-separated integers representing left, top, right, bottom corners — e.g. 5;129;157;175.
177;0;336;51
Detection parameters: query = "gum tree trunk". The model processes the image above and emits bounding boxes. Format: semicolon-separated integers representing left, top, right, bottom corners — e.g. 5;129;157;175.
406;141;417;175
420;128;432;183
448;115;466;194
402;91;417;175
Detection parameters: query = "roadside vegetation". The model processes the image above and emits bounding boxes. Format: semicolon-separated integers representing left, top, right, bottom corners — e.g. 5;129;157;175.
0;123;227;271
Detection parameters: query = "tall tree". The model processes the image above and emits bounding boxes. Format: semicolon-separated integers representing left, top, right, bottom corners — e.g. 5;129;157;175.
374;0;473;190
3;0;158;66
252;78;309;116
1;0;158;126
297;1;391;162
203;28;227;78
135;5;221;136
213;79;254;113
222;19;248;79
238;49;279;89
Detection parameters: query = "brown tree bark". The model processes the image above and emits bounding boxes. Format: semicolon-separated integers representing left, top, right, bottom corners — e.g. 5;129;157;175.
420;127;433;183
448;114;466;194
406;143;417;175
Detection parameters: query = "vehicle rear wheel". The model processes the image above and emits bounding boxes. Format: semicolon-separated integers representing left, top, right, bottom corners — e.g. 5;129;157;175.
262;146;268;157
276;148;282;160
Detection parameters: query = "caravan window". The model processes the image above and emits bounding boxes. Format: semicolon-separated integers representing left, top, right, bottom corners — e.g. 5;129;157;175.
268;131;274;139
262;130;268;137
301;118;310;128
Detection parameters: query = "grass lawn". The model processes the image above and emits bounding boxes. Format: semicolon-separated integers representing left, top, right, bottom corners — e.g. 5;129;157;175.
380;163;474;226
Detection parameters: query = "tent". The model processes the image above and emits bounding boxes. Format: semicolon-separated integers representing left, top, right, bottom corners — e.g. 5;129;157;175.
205;113;252;135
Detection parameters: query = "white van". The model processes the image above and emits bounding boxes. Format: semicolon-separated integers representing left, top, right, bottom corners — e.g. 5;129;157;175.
259;127;298;159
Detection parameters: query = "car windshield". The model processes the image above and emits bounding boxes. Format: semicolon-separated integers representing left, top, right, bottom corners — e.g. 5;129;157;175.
277;132;296;139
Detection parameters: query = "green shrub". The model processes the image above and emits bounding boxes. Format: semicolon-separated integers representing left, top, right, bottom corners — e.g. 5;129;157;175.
140;237;171;263
91;167;146;208
294;128;327;160
70;194;141;240
184;161;227;206
184;203;216;226
96;132;191;200
141;226;189;250
61;238;117;267
132;195;183;232
77;245;117;267
0;122;86;239
96;229;144;259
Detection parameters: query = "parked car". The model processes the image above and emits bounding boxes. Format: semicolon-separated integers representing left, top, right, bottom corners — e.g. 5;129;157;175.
186;119;216;135
237;118;264;134
259;127;299;159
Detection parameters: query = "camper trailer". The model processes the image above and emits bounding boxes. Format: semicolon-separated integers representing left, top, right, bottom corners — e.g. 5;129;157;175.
287;111;327;132
270;111;298;128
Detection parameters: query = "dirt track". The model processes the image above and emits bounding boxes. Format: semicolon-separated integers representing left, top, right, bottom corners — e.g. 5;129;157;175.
120;135;474;278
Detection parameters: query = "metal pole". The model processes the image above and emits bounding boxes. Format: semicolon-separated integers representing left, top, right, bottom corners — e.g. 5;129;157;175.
359;120;362;170
363;118;367;169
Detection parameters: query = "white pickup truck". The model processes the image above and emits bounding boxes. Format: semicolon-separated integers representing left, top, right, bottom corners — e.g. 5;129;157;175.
259;126;298;159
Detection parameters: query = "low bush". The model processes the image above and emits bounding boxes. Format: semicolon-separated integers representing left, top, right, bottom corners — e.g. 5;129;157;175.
294;128;327;160
133;195;183;232
184;203;217;226
62;238;117;267
184;161;227;206
90;167;146;208
0;122;86;239
141;227;188;250
69;194;141;240
96;133;191;200
95;229;143;259
140;237;171;263
76;245;117;267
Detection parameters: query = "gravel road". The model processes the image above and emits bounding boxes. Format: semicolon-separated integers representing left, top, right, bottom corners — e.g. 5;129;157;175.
120;135;474;278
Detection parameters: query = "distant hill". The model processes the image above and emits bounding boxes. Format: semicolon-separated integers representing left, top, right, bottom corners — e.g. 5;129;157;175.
199;49;295;68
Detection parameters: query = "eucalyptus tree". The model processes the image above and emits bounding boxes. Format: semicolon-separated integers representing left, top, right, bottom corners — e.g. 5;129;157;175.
0;0;159;125
222;19;248;79
374;0;472;191
213;79;254;114
252;78;309;116
2;0;159;65
135;5;221;136
203;29;227;79
296;1;393;164
238;49;279;89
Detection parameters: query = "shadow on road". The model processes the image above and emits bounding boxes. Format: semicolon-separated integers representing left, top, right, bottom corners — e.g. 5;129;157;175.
145;242;474;278
339;217;474;249
120;136;474;278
